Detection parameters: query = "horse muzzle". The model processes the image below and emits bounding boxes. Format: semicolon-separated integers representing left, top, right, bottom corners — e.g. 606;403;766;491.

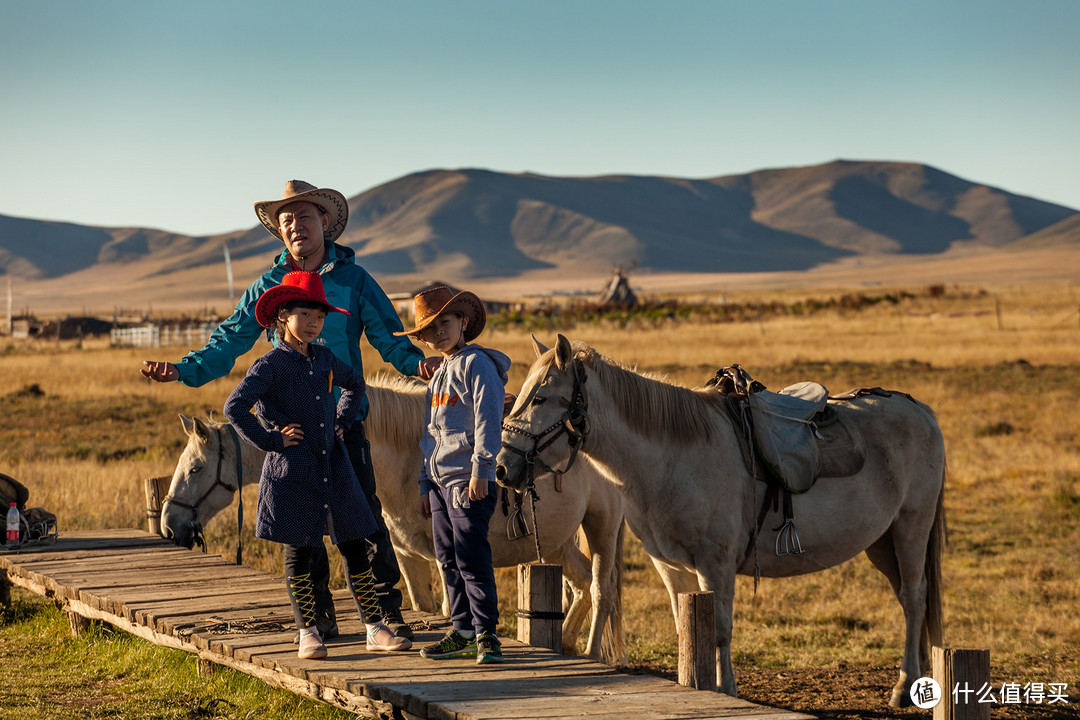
160;505;196;549
495;451;525;491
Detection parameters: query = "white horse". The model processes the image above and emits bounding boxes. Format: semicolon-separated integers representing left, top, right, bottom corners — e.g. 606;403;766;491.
496;335;946;707
159;373;627;663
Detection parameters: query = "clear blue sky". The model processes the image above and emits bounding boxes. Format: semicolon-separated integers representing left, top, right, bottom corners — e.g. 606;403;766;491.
2;0;1078;237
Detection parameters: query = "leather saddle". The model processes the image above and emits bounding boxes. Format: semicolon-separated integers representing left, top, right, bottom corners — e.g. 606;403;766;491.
706;365;868;494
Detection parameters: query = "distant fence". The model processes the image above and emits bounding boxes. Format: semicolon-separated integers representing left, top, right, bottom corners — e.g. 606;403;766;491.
111;323;217;348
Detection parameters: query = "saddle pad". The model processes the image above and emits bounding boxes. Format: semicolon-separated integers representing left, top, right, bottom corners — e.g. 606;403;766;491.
816;407;866;478
748;384;828;493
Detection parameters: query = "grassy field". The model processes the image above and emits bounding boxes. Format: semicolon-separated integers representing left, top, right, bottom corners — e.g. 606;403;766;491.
2;281;1079;718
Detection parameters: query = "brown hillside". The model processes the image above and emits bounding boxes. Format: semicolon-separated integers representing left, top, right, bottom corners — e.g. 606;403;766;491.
1;161;1075;312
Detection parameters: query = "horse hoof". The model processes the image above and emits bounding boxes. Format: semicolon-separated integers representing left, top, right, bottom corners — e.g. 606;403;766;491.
889;688;913;708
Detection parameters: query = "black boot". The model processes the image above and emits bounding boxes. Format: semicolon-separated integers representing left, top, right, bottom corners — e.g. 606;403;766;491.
286;574;327;659
381;606;414;640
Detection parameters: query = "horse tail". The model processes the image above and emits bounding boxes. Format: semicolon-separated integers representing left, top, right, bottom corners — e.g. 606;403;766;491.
601;519;627;665
921;463;947;664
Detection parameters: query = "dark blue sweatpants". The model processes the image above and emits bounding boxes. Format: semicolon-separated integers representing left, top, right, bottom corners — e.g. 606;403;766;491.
428;481;498;635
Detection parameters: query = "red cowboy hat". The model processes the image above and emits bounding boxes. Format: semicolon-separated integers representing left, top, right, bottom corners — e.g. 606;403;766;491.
255;271;350;328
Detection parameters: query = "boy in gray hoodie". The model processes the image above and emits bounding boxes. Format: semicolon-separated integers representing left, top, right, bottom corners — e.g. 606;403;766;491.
396;286;511;664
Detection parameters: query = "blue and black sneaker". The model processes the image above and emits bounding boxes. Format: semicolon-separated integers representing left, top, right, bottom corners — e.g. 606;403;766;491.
420;629;477;660
476;632;504;665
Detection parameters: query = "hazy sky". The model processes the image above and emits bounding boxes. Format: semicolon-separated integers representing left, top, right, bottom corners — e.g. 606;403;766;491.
2;0;1078;237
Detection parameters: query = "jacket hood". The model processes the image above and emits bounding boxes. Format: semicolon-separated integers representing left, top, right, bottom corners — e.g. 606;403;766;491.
458;344;511;384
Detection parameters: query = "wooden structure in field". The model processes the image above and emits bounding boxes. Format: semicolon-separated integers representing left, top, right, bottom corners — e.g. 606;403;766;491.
2;529;810;720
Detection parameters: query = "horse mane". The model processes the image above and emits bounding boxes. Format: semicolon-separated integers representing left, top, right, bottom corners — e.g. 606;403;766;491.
563;343;726;445
365;373;427;451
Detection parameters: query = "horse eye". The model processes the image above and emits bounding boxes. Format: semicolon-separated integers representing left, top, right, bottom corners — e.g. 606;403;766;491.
191;465;203;474
532;396;546;406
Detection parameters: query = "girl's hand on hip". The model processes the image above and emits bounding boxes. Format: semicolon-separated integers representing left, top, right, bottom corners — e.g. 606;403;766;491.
280;423;304;448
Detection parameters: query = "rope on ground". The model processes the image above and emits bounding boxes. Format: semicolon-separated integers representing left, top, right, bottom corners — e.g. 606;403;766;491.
176;616;288;638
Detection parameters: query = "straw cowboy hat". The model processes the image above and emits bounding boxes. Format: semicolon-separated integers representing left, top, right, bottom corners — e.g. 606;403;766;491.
255;271;351;328
253;180;349;243
395;286;486;342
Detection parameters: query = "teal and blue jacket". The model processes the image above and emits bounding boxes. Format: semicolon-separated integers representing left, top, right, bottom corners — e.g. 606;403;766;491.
176;243;423;422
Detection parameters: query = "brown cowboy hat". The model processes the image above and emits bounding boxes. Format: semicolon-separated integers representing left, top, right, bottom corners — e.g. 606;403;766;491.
253;180;349;243
255;271;350;328
395;286;486;342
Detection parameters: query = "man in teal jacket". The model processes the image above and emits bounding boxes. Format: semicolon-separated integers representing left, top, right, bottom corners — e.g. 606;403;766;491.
143;180;440;639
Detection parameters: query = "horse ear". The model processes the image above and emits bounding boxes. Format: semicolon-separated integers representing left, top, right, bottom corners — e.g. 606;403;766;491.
555;334;573;370
179;414;196;436
531;334;549;359
191;416;212;441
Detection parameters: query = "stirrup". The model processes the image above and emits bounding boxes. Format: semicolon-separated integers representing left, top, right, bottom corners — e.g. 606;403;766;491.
506;504;533;541
775;519;803;556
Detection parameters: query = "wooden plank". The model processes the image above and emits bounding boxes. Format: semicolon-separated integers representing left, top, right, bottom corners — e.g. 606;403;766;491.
6;545;196;565
16;550;224;572
115;588;291;626
83;576;285;613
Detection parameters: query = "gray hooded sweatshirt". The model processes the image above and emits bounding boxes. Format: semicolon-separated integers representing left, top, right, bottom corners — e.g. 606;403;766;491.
418;344;512;494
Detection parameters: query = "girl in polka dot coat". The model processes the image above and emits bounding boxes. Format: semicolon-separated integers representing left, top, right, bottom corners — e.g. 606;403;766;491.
224;271;412;659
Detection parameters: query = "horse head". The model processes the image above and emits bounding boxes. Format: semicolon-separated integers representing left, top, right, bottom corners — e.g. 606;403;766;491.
160;415;240;548
497;334;591;493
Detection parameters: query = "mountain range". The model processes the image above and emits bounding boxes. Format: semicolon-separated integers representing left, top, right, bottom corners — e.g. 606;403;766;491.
2;160;1077;310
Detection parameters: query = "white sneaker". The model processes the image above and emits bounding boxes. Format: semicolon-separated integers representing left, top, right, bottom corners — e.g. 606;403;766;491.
298;629;327;660
366;622;412;652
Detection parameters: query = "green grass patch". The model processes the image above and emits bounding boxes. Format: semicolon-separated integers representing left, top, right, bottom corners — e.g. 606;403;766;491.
0;588;361;720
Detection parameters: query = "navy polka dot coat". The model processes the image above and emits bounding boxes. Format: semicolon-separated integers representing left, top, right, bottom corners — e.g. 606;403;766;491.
224;343;377;547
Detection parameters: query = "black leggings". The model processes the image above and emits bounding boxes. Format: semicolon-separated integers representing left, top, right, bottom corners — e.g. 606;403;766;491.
284;539;372;581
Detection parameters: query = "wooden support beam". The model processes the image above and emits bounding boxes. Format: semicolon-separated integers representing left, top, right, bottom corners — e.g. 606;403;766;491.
517;563;562;653
68;609;93;637
933;646;991;720
143;476;172;537
196;657;216;678
677;591;716;691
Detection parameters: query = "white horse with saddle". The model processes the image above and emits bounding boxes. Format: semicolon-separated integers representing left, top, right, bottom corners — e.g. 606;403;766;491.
159;373;627;663
497;335;946;707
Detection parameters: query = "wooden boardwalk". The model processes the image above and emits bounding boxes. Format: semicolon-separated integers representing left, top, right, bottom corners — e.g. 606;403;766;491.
2;529;812;720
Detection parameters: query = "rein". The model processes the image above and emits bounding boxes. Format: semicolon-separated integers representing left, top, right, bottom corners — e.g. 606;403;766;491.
163;423;245;565
501;358;590;561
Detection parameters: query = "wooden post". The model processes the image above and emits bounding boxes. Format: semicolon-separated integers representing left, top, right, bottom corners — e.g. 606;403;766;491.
196;657;216;678
516;563;562;652
933;646;991;720
0;571;11;608
677;591;716;691
143;475;172;536
68;610;93;637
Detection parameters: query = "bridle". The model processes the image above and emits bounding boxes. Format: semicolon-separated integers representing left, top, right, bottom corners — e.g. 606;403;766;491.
500;357;591;560
163;423;246;564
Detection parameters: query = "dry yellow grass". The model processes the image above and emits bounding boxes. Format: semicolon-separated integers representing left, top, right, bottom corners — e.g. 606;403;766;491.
2;282;1078;705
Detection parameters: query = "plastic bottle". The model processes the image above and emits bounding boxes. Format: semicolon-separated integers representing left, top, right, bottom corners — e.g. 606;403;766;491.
6;502;20;550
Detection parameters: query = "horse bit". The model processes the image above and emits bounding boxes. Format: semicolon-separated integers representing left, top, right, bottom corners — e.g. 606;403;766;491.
163;423;245;564
500;358;591;561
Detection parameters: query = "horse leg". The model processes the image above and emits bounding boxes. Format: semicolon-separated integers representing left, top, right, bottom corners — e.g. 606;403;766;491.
866;526;930;708
650;556;700;626
694;560;738;696
546;543;592;656
591;521;626;665
579;511;627;665
397;550;439;615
